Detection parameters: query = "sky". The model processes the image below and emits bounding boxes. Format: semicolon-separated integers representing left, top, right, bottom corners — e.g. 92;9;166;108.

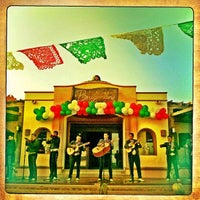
6;6;193;102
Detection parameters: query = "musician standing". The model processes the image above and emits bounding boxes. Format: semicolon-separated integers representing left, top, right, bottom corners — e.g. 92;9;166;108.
124;132;144;182
67;133;85;182
6;132;16;181
160;135;180;182
25;133;40;181
97;132;113;182
46;130;60;181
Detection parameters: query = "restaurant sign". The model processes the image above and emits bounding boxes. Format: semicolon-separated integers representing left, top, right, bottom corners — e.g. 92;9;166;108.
73;87;118;102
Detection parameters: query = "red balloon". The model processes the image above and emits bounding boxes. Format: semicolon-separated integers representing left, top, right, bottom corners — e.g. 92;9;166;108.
50;105;56;112
160;108;166;113
50;105;61;118
78;101;83;106
83;111;89;116
56;104;62;111
130;103;137;109
110;108;115;114
134;109;139;116
83;101;89;107
164;113;169;119
156;113;162;120
106;101;113;109
104;108;109;114
137;104;143;110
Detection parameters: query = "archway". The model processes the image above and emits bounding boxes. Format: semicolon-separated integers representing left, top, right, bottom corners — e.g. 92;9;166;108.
138;128;157;155
34;127;51;154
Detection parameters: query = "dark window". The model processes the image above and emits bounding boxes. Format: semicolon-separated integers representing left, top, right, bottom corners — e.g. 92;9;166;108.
146;131;153;142
37;130;47;153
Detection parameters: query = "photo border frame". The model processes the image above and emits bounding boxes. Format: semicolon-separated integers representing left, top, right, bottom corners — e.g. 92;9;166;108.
1;1;199;200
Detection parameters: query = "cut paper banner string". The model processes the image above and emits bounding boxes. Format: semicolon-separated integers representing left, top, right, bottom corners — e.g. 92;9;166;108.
7;52;24;70
178;21;193;38
60;36;107;64
7;21;192;70
18;45;63;70
111;27;164;55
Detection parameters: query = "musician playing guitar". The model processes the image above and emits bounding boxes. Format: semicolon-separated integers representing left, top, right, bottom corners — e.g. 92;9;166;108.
67;133;89;182
97;132;114;182
124;132;144;182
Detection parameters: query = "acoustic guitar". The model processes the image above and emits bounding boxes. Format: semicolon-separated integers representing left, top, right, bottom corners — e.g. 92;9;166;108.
92;140;113;157
125;140;140;154
67;142;90;155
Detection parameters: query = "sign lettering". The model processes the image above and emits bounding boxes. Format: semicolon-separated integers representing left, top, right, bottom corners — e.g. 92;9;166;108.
73;88;118;102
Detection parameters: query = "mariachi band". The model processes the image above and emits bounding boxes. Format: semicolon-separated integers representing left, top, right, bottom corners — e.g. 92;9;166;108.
66;132;142;183
12;131;180;184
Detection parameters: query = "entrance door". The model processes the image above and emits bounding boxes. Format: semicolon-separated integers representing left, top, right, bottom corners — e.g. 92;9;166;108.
65;122;123;169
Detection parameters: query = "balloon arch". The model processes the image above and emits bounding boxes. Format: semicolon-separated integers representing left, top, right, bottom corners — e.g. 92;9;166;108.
33;100;169;121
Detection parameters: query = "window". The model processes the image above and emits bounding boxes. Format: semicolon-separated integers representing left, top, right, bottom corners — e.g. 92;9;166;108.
138;129;157;155
35;128;51;154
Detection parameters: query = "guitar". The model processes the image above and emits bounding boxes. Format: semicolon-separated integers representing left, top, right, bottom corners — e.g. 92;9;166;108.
125;140;140;153
92;140;113;157
67;142;90;155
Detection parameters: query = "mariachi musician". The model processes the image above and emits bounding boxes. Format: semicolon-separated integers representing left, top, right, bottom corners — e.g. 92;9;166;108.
124;132;144;182
97;132;114;182
67;133;90;182
46;130;60;182
25;133;40;181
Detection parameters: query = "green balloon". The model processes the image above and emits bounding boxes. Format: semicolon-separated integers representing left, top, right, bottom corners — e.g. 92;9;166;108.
66;109;72;115
113;101;119;108
40;106;46;113
143;105;148;111
119;101;125;108
145;111;150;117
91;108;97;114
61;104;67;110
36;115;42;121
115;107;121;114
89;101;95;108
139;110;145;117
33;108;39;114
86;107;91;114
60;110;66;116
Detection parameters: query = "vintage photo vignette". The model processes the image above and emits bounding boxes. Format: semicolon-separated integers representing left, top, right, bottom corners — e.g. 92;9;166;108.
1;0;199;200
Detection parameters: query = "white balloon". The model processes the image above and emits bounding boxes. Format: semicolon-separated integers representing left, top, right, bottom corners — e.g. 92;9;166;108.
42;112;49;119
95;102;105;115
122;107;128;115
125;103;130;108
102;102;107;108
128;108;134;115
150;112;156;118
48;111;55;120
75;105;80;111
95;102;100;108
72;100;77;105
68;103;73;110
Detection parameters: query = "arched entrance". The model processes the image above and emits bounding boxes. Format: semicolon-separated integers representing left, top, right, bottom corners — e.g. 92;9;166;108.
65;115;123;169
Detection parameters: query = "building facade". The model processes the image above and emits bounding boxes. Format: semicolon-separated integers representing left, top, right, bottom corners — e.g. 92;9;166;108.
13;80;173;178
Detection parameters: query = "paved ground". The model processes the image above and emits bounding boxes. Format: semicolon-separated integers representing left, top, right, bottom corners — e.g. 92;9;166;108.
5;175;192;195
